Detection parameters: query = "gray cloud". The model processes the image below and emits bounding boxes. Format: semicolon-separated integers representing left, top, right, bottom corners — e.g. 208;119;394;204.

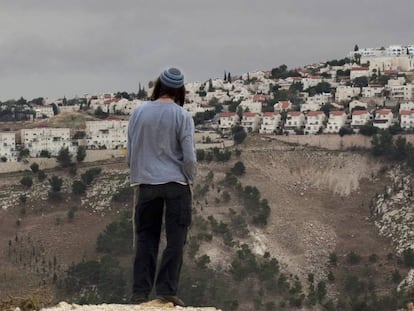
0;0;413;100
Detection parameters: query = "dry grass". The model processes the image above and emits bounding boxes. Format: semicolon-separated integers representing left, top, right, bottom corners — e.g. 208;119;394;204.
0;287;52;311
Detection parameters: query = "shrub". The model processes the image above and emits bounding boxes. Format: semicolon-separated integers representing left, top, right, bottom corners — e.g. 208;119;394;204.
49;175;63;192
346;251;362;265
402;248;414;267
20;176;33;188
81;167;102;185
368;253;378;263
72;180;86;195
38;170;47;182
231;161;246;176
30;162;39;173
68;165;77;176
112;186;133;202
232;126;247;144
329;252;337;266
39;150;51;158
67;208;75;221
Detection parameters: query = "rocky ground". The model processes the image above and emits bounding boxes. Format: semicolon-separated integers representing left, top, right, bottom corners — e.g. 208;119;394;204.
1;135;413;310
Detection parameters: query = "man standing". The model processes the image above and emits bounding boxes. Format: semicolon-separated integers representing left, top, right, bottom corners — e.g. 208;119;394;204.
127;67;197;307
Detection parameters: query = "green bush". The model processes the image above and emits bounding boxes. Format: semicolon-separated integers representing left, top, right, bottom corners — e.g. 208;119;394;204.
20;176;33;188
72;180;87;195
112;186;133;202
96;212;132;255
346;251;362;265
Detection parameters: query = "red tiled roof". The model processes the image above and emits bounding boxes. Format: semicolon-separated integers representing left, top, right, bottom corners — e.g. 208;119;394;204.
307;111;324;117
352;110;369;116
243;112;258;117
288;111;302;117
263;112;278;117
220;112;237;118
400;110;414;116
351;67;369;71
253;94;269;102
330;110;346;116
384;70;399;75
278;101;291;109
377;109;392;115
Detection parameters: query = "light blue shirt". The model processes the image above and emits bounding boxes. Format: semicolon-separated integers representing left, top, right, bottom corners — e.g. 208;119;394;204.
127;100;197;185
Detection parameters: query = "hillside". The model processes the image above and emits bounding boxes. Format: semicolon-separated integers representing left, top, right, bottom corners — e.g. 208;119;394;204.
1;136;413;310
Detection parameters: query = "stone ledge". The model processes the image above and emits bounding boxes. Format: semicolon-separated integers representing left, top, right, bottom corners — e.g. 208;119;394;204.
40;301;221;311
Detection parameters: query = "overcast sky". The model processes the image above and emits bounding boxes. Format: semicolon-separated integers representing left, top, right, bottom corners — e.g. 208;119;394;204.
0;0;413;101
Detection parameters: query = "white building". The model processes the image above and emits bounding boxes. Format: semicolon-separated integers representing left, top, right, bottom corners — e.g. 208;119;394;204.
373;109;394;129
400;101;414;112
21;127;74;157
387;84;413;101
325;110;347;133
335;86;360;102
239;100;262;113
301;76;322;90
350;67;371;80
351;110;372;131
400;110;414;130
0;132;17;162
349;100;368;112
59;105;80;113
183;102;213;117
304;111;326;135
362;85;384;98
259;112;281;134
284;111;305;134
34;105;54;119
274;101;292;112
241;112;261;133
86;119;128;150
300;102;321;112
218;112;239;133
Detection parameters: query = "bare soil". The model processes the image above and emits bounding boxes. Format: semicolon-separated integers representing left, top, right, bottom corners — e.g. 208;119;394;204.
0;134;399;302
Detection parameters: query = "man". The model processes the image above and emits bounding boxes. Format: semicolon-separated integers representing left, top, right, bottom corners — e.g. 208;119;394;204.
127;67;197;307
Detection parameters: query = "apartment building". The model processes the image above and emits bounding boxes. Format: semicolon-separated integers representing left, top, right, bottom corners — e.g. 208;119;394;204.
259;112;281;134
335;86;360;102
325;111;347;134
400;110;414;130
218;112;239;133
239;100;262;113
351;110;371;132
85;120;128;150
0;132;17;162
34;105;54;119
21;127;74;157
304;111;326;135
241;112;261;133
284;111;305;134
373;109;394;129
350;67;371;80
400;102;414;112
274;101;292;112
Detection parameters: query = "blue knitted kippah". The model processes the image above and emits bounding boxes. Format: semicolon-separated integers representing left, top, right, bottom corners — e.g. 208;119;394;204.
159;67;184;89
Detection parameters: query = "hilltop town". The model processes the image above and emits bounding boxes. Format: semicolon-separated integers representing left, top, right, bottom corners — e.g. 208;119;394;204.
1;44;414;165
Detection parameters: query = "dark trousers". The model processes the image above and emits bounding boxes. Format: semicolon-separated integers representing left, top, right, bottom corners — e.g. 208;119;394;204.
133;182;192;297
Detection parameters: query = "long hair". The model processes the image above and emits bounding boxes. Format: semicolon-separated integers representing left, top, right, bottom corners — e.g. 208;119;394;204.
150;77;186;106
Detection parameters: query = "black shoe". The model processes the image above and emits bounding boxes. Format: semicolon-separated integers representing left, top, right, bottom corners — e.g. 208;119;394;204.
156;295;186;307
130;293;148;304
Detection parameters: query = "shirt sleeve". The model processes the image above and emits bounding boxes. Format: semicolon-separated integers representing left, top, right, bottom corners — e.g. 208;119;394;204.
126;111;135;167
179;112;197;183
